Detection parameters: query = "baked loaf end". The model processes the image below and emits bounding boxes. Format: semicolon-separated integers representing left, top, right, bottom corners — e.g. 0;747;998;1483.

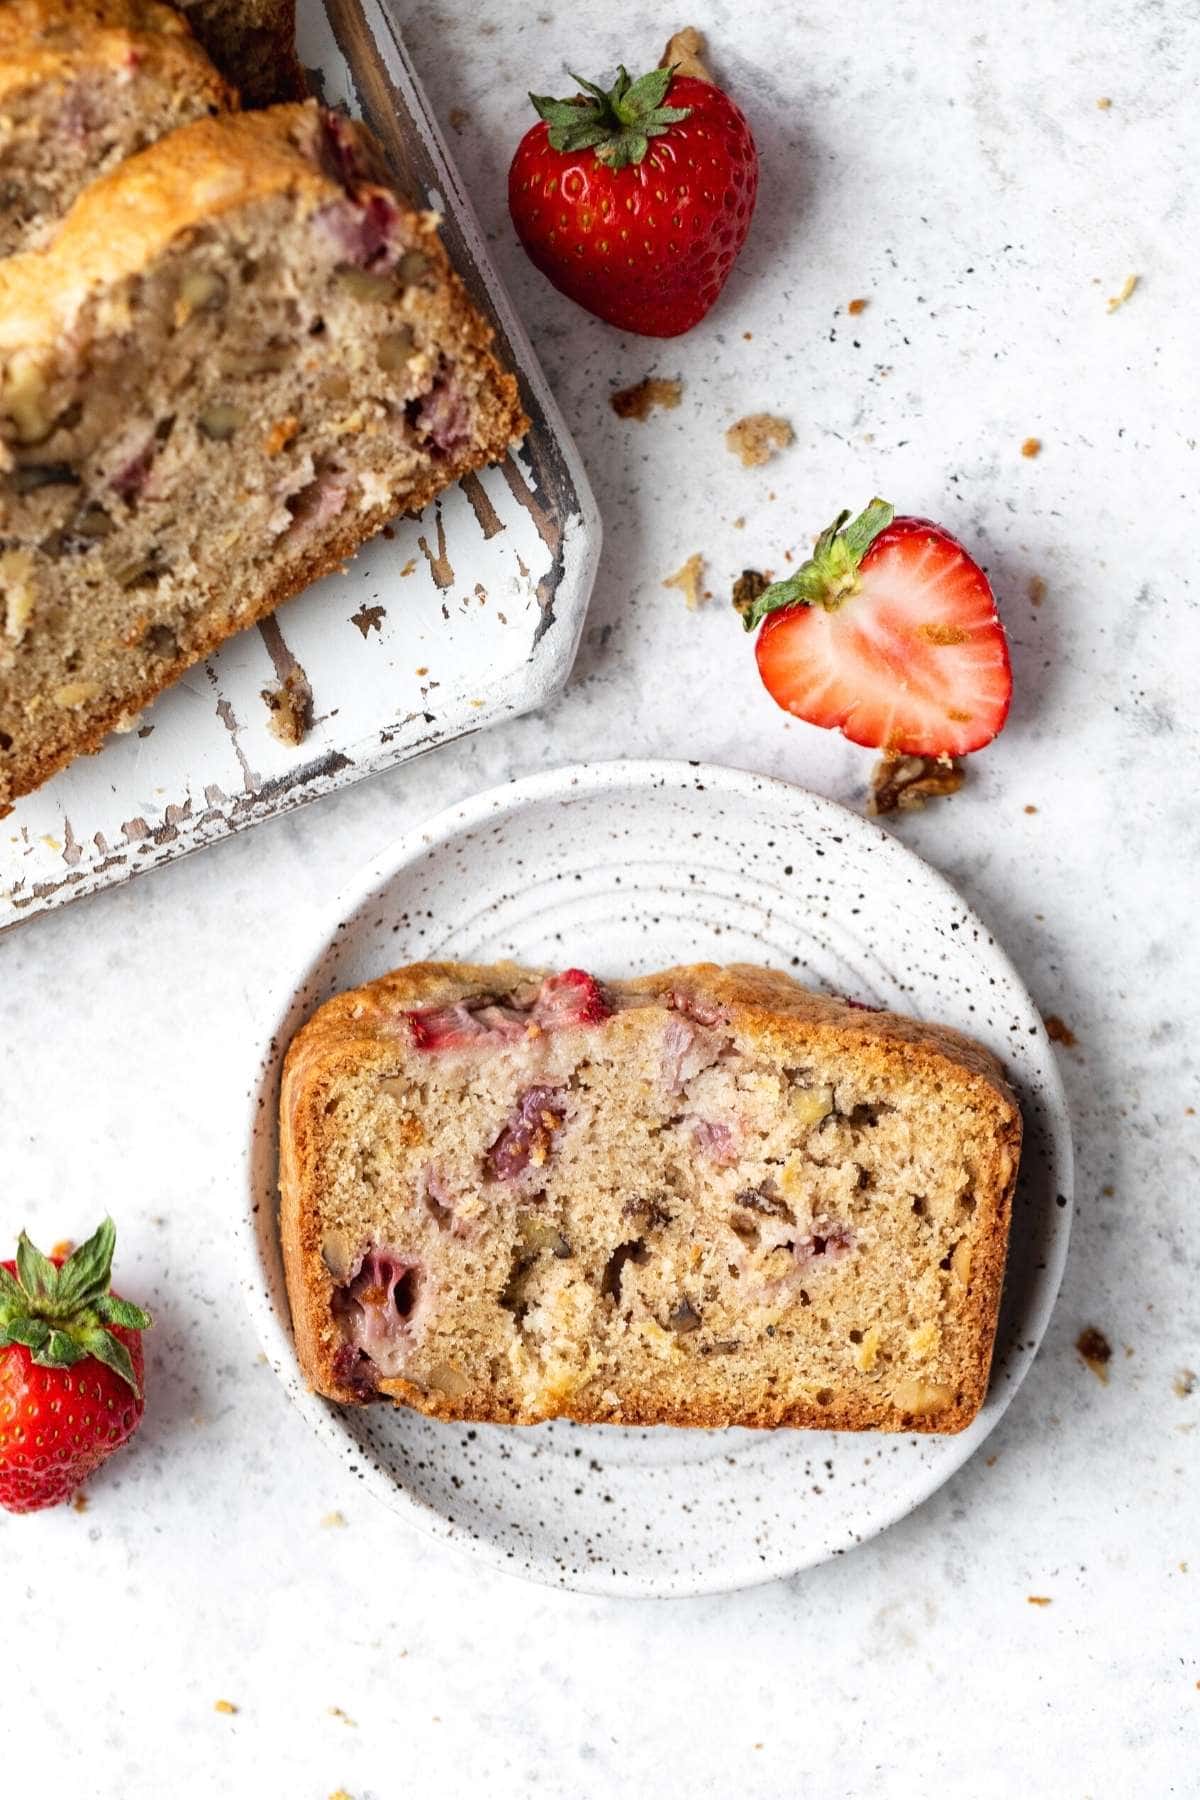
0;102;527;806
177;0;302;104
280;961;1022;1432
0;0;237;257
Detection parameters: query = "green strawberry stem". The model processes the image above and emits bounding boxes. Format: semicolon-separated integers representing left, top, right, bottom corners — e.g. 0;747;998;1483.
0;1219;151;1394
529;64;693;170
737;499;896;632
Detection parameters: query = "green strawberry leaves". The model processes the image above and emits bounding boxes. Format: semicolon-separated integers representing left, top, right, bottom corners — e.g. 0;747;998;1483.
737;499;896;631
530;63;693;170
0;1219;151;1394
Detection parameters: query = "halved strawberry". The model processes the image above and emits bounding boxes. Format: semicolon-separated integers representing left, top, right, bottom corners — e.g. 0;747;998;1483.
741;501;1012;757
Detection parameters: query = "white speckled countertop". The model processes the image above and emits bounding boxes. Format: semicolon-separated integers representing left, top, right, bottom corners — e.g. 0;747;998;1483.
3;2;1197;1795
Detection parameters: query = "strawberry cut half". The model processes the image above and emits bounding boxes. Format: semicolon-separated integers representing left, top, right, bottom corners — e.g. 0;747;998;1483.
742;501;1012;758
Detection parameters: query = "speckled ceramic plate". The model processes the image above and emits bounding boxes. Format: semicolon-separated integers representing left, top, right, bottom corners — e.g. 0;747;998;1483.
242;760;1073;1596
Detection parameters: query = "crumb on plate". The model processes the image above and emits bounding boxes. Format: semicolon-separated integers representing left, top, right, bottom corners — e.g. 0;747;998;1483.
1107;273;1139;312
1021;436;1042;458
1044;1013;1078;1047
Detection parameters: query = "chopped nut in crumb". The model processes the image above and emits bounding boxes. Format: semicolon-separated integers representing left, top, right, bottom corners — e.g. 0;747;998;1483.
847;297;869;315
663;552;706;609
726;413;794;468
731;568;769;619
610;375;683;420
659;25;713;82
1044;1013;1078;1047
1076;1325;1112;1382
869;753;965;816
261;665;313;747
1107;273;1139;312
1021;436;1042;458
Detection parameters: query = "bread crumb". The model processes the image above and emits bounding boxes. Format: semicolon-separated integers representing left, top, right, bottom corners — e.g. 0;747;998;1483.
1107;273;1138;312
1076;1325;1112;1382
447;106;471;132
731;568;769;618
1044;1013;1077;1047
350;602;386;638
1096;96;1112;108
1027;1595;1052;1607
1021;437;1042;458
328;1705;357;1727
870;753;965;816
400;558;417;577
1028;574;1046;606
261;665;313;747
1024;804;1038;814
743;331;753;340
985;1454;998;1467
659;25;713;82
663;552;706;609
321;1510;347;1527
1175;1369;1197;1398
468;697;485;708
610;375;683;420
50;1239;73;1260
329;1790;354;1800
732;515;746;529
726;414;794;467
72;1491;88;1512
847;297;869;315
214;1699;238;1715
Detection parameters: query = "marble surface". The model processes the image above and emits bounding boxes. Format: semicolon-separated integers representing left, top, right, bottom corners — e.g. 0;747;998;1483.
2;0;1197;1794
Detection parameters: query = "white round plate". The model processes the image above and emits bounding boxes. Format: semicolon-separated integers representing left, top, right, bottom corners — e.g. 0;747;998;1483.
241;760;1072;1597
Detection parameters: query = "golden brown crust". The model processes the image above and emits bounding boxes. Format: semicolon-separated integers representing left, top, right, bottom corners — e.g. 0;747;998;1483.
280;961;1022;1433
0;106;343;352
0;0;235;105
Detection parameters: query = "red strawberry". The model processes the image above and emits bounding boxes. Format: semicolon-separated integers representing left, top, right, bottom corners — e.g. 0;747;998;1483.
742;501;1012;756
508;61;757;337
0;1219;152;1513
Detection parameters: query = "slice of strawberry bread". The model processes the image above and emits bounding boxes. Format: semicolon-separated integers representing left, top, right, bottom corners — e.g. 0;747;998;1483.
0;101;526;805
279;961;1021;1432
0;0;237;257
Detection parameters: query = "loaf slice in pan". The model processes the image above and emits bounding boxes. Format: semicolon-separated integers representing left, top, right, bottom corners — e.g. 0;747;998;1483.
279;961;1021;1432
0;102;526;806
0;0;237;258
176;0;302;105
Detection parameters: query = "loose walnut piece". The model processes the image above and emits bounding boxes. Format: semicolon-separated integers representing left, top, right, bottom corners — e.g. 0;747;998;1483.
725;414;793;468
869;752;966;816
659;26;714;82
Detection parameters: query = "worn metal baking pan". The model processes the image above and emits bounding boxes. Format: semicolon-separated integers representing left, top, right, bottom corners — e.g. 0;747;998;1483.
0;0;599;929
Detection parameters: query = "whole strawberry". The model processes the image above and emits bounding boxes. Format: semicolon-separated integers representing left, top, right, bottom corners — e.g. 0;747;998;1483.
0;1219;151;1513
508;60;758;337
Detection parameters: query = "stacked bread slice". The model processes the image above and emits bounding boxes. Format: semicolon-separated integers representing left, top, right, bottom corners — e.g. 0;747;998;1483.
0;4;526;806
